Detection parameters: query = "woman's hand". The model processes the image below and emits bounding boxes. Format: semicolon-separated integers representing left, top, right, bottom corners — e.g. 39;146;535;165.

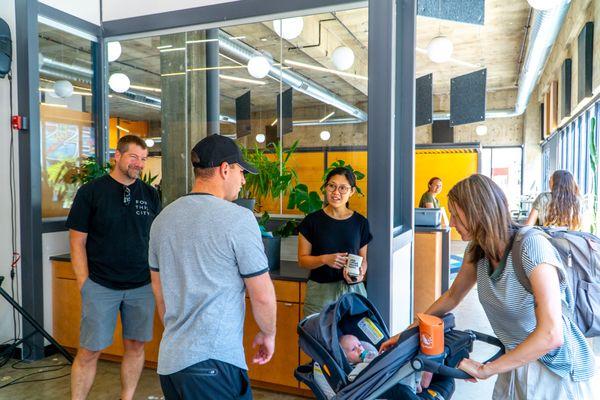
457;358;492;381
342;267;364;284
416;372;433;393
378;334;400;354
321;253;348;269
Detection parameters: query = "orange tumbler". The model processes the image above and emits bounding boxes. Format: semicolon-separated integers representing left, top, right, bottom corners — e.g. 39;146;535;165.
417;313;444;356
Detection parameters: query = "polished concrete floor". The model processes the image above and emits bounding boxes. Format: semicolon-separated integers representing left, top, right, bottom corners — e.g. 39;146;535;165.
0;355;304;399
1;241;595;399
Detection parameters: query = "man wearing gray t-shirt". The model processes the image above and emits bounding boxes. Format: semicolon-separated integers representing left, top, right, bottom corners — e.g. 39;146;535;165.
149;135;277;399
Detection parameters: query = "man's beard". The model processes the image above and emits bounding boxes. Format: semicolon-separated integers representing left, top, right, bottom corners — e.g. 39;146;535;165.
120;164;140;179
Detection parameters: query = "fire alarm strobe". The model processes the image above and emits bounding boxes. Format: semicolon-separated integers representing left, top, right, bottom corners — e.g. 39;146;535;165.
11;115;28;130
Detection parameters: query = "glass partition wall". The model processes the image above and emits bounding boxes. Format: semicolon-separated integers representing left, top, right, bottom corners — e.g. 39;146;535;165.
106;6;369;216
39;19;97;219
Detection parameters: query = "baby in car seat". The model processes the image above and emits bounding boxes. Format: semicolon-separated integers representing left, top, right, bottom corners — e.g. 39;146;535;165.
340;334;453;400
339;334;377;381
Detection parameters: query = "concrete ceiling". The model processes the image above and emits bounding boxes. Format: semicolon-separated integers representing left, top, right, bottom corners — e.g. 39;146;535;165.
38;1;532;124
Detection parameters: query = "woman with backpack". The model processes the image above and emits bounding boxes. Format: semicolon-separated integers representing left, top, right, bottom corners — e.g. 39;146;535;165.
381;174;597;399
526;170;582;230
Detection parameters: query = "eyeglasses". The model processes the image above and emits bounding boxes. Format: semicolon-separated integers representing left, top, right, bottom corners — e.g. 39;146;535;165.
325;183;352;194
123;186;131;206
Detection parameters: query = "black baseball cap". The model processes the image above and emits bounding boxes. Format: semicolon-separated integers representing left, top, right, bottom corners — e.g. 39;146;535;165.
191;134;257;174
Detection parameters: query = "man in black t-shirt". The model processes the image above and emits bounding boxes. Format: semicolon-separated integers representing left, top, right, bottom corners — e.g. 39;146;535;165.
66;135;161;400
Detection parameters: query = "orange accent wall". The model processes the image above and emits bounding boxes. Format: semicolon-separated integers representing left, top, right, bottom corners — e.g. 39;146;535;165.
415;150;479;239
108;118;149;149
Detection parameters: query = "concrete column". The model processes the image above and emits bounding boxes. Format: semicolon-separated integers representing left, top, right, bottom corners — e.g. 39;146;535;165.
206;28;220;135
160;31;207;205
523;88;543;195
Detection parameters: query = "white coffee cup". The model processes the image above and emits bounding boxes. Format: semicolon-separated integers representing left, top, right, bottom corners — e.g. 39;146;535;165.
345;254;363;278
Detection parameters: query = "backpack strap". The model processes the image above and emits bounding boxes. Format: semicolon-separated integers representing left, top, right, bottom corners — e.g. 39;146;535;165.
511;226;548;294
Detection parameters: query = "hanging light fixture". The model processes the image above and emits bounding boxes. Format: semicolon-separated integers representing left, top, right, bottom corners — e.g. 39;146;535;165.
331;46;355;71
426;36;453;63
272;17;304;40
320;130;331;141
476;125;488;136
107;41;122;62
255;133;266;143
527;0;562;11
247;55;271;79
108;73;131;93
53;80;74;98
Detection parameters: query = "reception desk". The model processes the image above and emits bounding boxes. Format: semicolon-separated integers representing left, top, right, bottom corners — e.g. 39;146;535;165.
413;226;451;315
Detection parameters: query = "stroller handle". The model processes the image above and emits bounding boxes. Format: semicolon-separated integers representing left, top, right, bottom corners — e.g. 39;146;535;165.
411;330;505;380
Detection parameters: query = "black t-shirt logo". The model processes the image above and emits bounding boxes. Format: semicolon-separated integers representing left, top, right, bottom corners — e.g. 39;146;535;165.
135;199;151;216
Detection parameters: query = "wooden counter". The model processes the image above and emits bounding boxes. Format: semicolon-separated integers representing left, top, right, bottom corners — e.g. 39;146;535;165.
50;256;312;397
413;226;451;315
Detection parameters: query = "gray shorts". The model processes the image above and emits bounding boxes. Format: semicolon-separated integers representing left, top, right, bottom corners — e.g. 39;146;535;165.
80;278;155;351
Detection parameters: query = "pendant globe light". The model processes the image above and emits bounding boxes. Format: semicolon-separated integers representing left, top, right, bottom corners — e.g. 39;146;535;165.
107;41;122;62
426;36;453;63
108;73;130;93
53;80;74;98
332;46;355;71
247;56;271;79
272;17;304;40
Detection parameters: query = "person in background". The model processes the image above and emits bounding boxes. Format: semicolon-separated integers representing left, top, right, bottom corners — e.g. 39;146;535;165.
149;135;277;399
381;174;597;399
67;135;161;400
298;166;372;316
419;177;442;208
525;170;582;230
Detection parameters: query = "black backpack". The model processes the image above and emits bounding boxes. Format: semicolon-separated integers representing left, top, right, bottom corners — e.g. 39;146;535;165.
512;226;600;338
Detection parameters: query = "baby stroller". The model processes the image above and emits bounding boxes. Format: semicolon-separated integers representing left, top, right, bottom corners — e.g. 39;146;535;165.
295;293;504;400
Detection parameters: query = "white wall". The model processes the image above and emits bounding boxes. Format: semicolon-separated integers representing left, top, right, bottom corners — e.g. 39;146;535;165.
102;0;238;21
390;244;413;334
0;0;20;344
39;0;101;26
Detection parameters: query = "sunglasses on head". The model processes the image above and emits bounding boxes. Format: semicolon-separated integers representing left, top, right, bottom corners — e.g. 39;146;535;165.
123;186;131;206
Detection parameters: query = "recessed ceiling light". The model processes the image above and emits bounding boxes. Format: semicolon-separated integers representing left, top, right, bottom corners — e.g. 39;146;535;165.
260;37;268;42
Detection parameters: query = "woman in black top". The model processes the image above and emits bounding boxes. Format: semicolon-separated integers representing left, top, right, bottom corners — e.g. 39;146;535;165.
297;167;372;316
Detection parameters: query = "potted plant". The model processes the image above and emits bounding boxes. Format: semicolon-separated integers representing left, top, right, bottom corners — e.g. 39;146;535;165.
236;140;298;212
236;141;300;269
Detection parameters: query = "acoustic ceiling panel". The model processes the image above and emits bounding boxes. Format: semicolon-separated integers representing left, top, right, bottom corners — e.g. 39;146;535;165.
450;68;487;127
235;91;251;138
416;73;433;127
276;88;293;135
417;0;485;25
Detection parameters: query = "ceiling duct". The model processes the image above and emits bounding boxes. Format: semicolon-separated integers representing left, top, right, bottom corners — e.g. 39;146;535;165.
218;31;368;122
433;1;570;120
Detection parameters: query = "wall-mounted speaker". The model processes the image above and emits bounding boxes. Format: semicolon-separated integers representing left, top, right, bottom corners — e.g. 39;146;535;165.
0;18;12;78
